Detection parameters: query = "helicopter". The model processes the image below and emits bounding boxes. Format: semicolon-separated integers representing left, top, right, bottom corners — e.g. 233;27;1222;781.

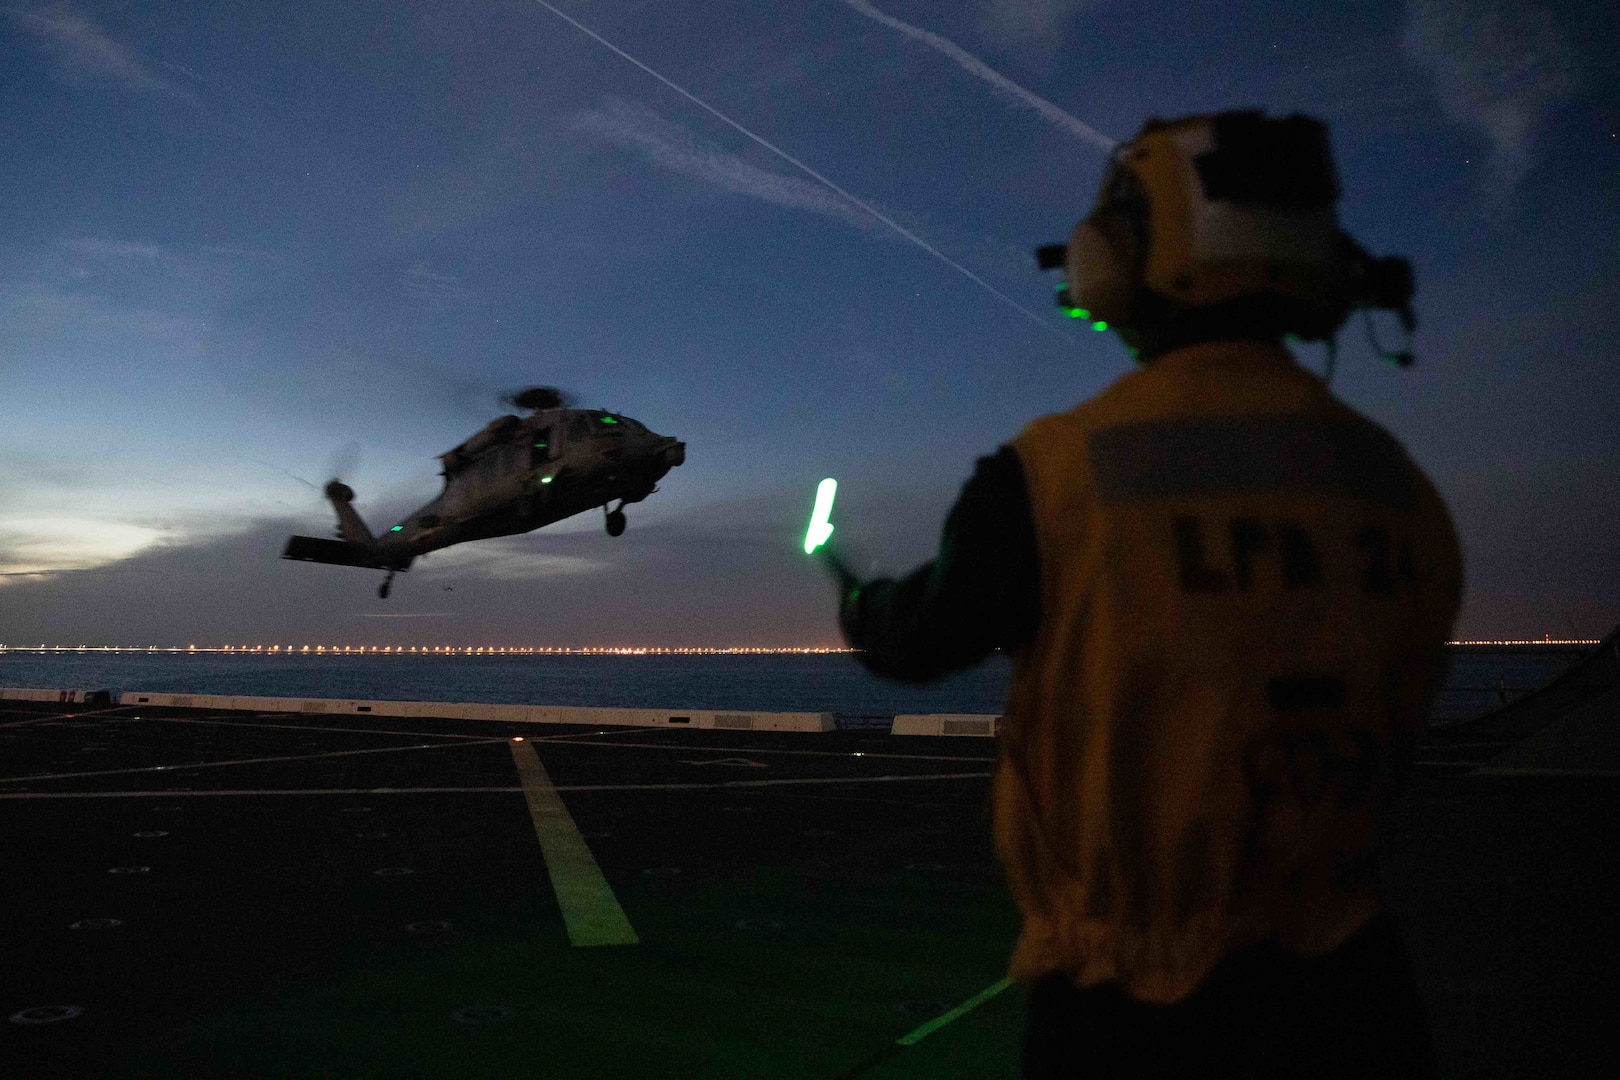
281;387;685;598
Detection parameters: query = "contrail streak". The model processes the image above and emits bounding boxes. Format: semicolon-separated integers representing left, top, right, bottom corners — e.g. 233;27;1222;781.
841;0;1116;151
529;0;1067;340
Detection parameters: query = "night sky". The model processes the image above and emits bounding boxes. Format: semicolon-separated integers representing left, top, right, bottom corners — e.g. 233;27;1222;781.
2;0;1616;647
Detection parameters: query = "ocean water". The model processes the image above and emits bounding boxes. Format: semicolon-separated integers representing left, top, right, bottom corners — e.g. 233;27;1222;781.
0;647;1587;724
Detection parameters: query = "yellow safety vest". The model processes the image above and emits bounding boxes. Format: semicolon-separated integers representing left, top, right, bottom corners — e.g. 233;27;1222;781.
998;340;1462;1003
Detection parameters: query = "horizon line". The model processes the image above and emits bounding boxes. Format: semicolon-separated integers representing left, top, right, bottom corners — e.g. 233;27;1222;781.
0;640;1604;655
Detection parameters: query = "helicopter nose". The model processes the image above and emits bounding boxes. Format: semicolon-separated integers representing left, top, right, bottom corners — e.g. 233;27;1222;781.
665;440;686;468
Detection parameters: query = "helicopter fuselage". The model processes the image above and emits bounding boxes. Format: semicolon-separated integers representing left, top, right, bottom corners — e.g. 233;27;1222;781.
385;407;683;557
281;405;684;589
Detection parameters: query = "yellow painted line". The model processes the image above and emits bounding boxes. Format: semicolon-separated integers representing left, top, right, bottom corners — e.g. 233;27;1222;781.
509;739;638;947
832;977;1014;1079
897;977;1013;1045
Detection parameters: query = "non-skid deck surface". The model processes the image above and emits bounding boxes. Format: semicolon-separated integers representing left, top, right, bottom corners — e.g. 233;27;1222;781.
2;700;1614;1078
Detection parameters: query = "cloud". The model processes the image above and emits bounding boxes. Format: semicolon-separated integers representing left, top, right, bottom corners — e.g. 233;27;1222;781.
976;0;1098;60
572;99;877;229
1402;0;1582;194
5;2;198;105
417;537;603;581
0;515;166;579
64;238;170;262
841;0;1114;150
401;261;475;314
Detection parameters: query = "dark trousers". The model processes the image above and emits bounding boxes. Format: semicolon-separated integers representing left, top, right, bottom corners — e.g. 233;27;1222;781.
1022;915;1436;1079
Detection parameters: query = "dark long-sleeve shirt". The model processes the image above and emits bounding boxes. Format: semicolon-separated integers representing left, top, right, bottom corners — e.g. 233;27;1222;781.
838;446;1041;680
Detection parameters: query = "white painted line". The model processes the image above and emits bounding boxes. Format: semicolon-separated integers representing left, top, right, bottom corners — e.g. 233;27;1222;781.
556;771;993;793
528;727;693;742
538;739;995;764
145;715;493;741
0;705;137;730
1471;766;1620;777
0;771;994;800
0;788;526;799
509;740;638;947
0;738;508;784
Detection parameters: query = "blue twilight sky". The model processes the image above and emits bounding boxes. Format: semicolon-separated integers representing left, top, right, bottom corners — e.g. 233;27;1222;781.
1;0;1616;647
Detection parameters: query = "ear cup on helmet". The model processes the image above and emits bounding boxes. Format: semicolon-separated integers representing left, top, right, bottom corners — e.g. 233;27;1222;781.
1064;215;1137;327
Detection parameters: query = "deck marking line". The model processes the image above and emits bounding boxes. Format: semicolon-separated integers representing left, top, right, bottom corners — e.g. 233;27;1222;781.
540;739;995;763
555;771;992;792
832;977;1014;1079
530;727;693;742
145;716;491;740
509;739;638;947
0;705;137;730
0;772;993;800
0;787;528;799
0;738;509;784
896;977;1012;1045
1471;766;1620;777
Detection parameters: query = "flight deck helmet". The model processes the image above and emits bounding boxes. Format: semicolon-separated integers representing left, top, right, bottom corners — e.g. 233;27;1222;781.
1037;111;1414;361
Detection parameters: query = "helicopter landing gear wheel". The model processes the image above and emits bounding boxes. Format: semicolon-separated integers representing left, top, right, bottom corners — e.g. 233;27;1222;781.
605;508;627;537
378;570;395;600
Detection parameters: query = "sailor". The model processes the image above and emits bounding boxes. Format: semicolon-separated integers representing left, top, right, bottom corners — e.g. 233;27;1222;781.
826;111;1462;1078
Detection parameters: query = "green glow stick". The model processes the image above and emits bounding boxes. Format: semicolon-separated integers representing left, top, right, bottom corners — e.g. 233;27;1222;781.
804;478;837;555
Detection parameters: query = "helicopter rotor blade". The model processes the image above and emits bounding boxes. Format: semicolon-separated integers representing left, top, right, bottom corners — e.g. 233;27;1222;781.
501;386;578;412
327;440;363;483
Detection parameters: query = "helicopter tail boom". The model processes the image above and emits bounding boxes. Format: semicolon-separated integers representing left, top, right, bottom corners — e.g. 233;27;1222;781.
281;535;412;571
323;480;377;545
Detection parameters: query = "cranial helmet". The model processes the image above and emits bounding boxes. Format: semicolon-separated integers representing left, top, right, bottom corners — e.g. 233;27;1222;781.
1037;111;1414;361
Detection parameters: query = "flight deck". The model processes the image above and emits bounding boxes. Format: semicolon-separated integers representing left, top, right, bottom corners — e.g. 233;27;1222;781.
2;672;1615;1078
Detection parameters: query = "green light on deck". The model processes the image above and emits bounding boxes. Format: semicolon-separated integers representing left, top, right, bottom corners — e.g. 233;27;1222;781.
540;476;553;484
390;525;404;532
803;478;837;555
1092;320;1108;332
599;416;618;424
1065;307;1091;319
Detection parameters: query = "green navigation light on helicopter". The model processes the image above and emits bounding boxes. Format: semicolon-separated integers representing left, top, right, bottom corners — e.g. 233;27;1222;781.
804;478;837;555
390;525;404;532
1092;320;1108;331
